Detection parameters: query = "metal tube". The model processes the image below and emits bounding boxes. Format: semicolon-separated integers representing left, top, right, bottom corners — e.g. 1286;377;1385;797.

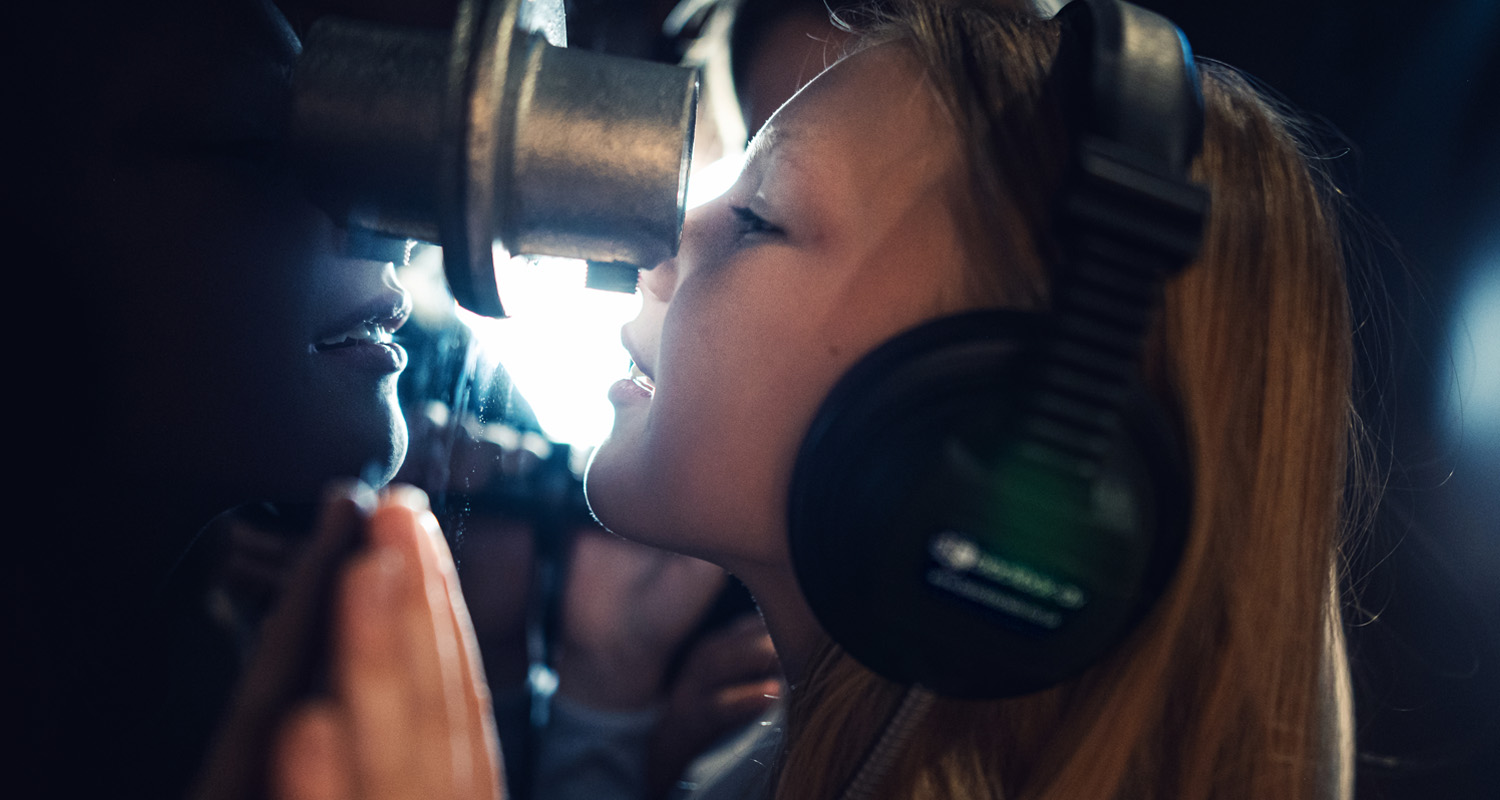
292;19;450;243
291;0;696;317
507;44;696;267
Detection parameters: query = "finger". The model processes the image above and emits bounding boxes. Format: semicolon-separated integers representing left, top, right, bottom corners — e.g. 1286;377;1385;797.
384;492;490;798
366;492;458;736
332;545;417;799
400;488;500;797
336;513;461;800
374;487;502;798
272;703;353;800
192;482;373;800
275;481;378;697
333;488;493;800
369;489;462;738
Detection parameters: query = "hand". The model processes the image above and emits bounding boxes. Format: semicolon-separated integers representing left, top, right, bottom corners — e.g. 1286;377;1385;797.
271;486;504;800
193;482;371;800
647;614;782;798
556;528;727;710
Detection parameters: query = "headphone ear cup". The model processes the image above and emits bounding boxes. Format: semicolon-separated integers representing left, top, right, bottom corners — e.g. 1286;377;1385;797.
788;310;1189;698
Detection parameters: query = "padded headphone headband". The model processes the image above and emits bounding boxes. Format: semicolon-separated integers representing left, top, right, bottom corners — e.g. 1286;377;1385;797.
1031;0;1209;484
1056;0;1205;175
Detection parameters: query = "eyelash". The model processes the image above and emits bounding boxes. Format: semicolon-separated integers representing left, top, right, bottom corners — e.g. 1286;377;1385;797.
730;205;780;237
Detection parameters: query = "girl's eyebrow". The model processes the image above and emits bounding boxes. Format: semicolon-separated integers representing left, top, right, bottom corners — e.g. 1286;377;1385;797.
740;124;782;175
744;107;818;169
741;121;821;191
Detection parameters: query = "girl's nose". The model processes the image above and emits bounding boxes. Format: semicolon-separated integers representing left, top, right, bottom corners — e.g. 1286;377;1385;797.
639;255;677;304
639;199;713;305
636;198;699;303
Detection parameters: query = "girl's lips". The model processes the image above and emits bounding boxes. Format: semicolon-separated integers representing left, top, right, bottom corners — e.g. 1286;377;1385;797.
316;340;408;373
311;265;413;375
314;292;412;349
628;361;656;395
609;377;654;405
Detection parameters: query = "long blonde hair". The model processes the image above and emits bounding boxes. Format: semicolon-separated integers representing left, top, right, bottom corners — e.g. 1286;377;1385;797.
774;2;1359;798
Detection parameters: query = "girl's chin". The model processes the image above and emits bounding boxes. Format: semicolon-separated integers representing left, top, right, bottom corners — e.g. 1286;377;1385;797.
581;444;625;527
582;453;662;543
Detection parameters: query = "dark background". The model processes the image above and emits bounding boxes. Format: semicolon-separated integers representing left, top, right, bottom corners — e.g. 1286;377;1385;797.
561;1;1500;796
1131;2;1500;797
1079;5;1500;796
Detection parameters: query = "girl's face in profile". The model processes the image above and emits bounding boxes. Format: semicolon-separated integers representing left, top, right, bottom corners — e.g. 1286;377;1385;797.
586;44;989;574
77;4;412;504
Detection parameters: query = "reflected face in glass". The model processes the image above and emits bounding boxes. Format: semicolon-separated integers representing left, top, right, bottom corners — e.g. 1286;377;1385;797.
584;43;985;573
69;3;410;504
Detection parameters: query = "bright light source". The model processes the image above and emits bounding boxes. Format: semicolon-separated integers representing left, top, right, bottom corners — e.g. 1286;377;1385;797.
687;151;745;209
459;152;748;448
462;252;640;448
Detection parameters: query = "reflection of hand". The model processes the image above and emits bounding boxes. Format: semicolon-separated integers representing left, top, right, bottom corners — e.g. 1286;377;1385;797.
193;483;370;800
271;486;503;800
648;614;781;799
557;529;727;711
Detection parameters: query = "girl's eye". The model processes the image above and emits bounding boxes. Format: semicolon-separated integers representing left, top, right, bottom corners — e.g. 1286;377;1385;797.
730;205;781;238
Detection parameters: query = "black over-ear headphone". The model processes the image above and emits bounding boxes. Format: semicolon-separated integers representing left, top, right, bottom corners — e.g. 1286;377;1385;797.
787;0;1211;699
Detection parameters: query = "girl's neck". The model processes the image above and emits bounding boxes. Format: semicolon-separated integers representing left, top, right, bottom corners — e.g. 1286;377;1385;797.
733;560;827;687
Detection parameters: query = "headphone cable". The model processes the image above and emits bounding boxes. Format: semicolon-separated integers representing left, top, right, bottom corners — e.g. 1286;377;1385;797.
837;685;937;800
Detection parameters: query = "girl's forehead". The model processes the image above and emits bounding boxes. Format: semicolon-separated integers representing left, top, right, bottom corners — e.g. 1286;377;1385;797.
722;49;973;294
763;42;931;135
741;43;957;196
